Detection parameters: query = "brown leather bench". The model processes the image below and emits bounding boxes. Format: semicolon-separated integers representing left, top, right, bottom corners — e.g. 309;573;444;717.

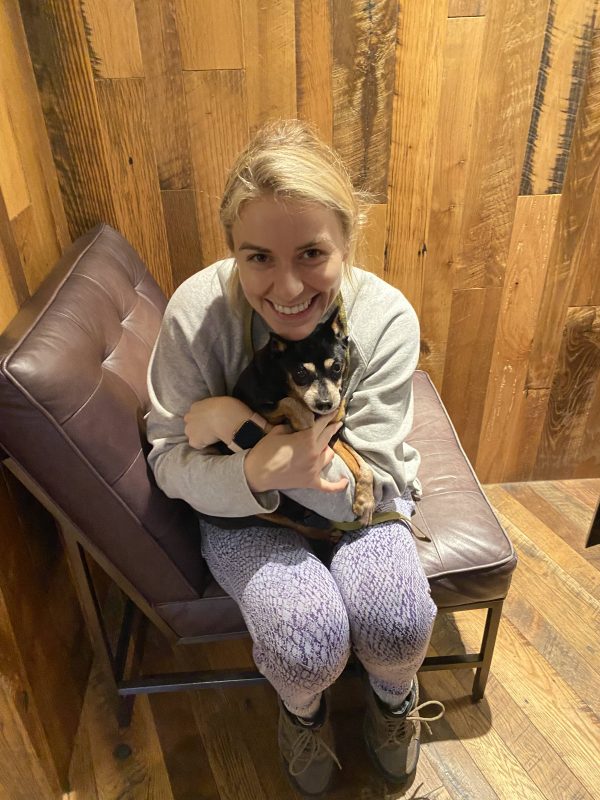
0;224;517;720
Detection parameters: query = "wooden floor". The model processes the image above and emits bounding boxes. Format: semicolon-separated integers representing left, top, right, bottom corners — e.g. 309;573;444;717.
64;480;600;800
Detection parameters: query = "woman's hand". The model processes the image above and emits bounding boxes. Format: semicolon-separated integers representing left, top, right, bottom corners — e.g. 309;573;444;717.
184;396;253;449
244;411;349;494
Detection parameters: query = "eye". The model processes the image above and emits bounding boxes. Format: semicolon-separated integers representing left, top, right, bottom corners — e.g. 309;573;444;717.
302;248;325;260
330;361;343;377
248;252;269;264
293;365;313;385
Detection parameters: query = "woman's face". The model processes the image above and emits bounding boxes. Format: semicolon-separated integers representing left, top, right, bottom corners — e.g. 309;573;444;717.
231;196;347;340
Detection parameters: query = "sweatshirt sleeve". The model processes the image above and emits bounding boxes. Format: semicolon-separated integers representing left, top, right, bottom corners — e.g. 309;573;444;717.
282;290;421;522
146;297;280;517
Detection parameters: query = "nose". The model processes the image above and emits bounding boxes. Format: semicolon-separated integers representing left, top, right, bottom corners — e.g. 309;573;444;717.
315;400;333;413
273;263;304;300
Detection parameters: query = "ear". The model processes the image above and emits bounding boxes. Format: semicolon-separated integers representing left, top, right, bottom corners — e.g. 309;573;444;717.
269;335;287;354
324;306;341;334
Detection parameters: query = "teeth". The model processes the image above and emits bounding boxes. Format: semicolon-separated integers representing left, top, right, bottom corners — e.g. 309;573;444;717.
272;298;312;315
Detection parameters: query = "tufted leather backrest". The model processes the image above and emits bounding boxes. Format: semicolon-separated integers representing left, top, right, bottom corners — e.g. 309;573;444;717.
0;224;205;606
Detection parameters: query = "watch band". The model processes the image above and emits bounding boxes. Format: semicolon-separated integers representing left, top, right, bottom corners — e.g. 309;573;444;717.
228;412;267;452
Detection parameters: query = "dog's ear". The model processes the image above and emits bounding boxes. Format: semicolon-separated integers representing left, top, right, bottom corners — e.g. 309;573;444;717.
269;334;287;354
324;306;344;337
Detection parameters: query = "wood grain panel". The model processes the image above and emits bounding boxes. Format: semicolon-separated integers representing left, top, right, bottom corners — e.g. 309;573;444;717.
96;78;173;296
448;0;487;14
486;485;600;600
475;194;560;482
176;0;243;70
0;243;20;332
161;189;203;287
295;0;333;144
421;648;549;800
332;0;397;201
520;0;596;195
0;472;73;797
442;0;550;460
499;480;600;562
527;27;600;389
18;0;119;240
10;206;47;301
577;373;600;479
144;630;221;800
504;588;600;713
535;306;600;479
1;1;69;289
79;0;144;79
241;0;296;132
385;2;446;315
0;85;30;219
452;611;600;797
441;286;502;461
0;663;58;800
172;647;269;799
503;386;551;481
185;70;248;267
455;0;549;291
65;715;98;800
134;0;192;190
419;16;485;389
84;662;175;800
355;203;386;277
0;191;29;317
569;173;600;306
432;614;597;800
0;471;92;794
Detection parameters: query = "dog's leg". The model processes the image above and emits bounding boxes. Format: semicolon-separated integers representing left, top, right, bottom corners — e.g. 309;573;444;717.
256;512;341;542
264;396;314;431
332;439;375;526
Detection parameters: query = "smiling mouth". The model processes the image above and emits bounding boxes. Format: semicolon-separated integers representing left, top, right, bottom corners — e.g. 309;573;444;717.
270;296;317;315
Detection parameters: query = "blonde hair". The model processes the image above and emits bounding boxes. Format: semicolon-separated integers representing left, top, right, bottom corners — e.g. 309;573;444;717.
220;120;368;307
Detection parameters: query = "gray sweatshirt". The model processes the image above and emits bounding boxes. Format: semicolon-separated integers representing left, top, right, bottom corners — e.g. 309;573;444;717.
146;259;421;523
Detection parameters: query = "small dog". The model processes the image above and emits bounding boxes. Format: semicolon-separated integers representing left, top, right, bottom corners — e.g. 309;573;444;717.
233;307;375;539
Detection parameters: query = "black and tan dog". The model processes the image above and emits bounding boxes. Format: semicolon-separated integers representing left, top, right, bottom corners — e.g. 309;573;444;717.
233;307;375;539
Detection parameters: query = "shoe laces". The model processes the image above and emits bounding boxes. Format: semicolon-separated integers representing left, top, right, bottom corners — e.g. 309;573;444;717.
377;699;446;751
288;727;342;777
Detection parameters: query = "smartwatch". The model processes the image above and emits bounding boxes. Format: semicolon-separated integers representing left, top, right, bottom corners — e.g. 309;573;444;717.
228;412;267;452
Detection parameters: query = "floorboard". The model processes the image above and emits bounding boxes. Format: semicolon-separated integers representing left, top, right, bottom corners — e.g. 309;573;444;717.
64;479;600;799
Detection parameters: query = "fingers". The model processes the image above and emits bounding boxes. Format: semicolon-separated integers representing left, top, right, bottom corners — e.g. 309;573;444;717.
312;409;340;433
323;446;336;466
316;420;343;450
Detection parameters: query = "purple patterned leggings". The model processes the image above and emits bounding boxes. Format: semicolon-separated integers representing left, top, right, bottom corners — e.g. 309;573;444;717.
200;517;437;718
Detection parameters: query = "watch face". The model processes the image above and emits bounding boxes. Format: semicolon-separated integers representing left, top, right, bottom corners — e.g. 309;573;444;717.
234;420;265;449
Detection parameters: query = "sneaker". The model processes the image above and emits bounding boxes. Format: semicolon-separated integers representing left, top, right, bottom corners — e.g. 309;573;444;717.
364;676;445;788
278;695;341;797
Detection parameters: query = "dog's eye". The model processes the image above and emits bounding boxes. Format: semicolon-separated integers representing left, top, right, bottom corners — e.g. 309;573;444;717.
293;365;312;385
330;361;343;377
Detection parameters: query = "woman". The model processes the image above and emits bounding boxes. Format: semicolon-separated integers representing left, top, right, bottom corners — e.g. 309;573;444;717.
146;120;444;797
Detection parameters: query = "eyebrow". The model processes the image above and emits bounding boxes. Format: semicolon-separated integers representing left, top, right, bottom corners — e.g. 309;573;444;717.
238;238;332;252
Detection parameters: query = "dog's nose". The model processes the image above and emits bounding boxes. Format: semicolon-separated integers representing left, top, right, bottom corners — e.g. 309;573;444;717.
315;400;333;412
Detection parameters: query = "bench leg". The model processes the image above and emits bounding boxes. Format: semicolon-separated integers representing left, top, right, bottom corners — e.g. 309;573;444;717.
473;599;503;701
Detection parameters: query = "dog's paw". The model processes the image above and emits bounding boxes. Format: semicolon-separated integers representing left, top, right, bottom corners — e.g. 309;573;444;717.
352;490;375;527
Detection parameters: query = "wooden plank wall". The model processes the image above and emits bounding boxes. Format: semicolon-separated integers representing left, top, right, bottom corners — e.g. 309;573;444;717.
1;0;598;483
0;3;91;799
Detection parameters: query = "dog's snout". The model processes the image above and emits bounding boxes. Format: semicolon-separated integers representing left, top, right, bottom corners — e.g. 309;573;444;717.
315;400;333;412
